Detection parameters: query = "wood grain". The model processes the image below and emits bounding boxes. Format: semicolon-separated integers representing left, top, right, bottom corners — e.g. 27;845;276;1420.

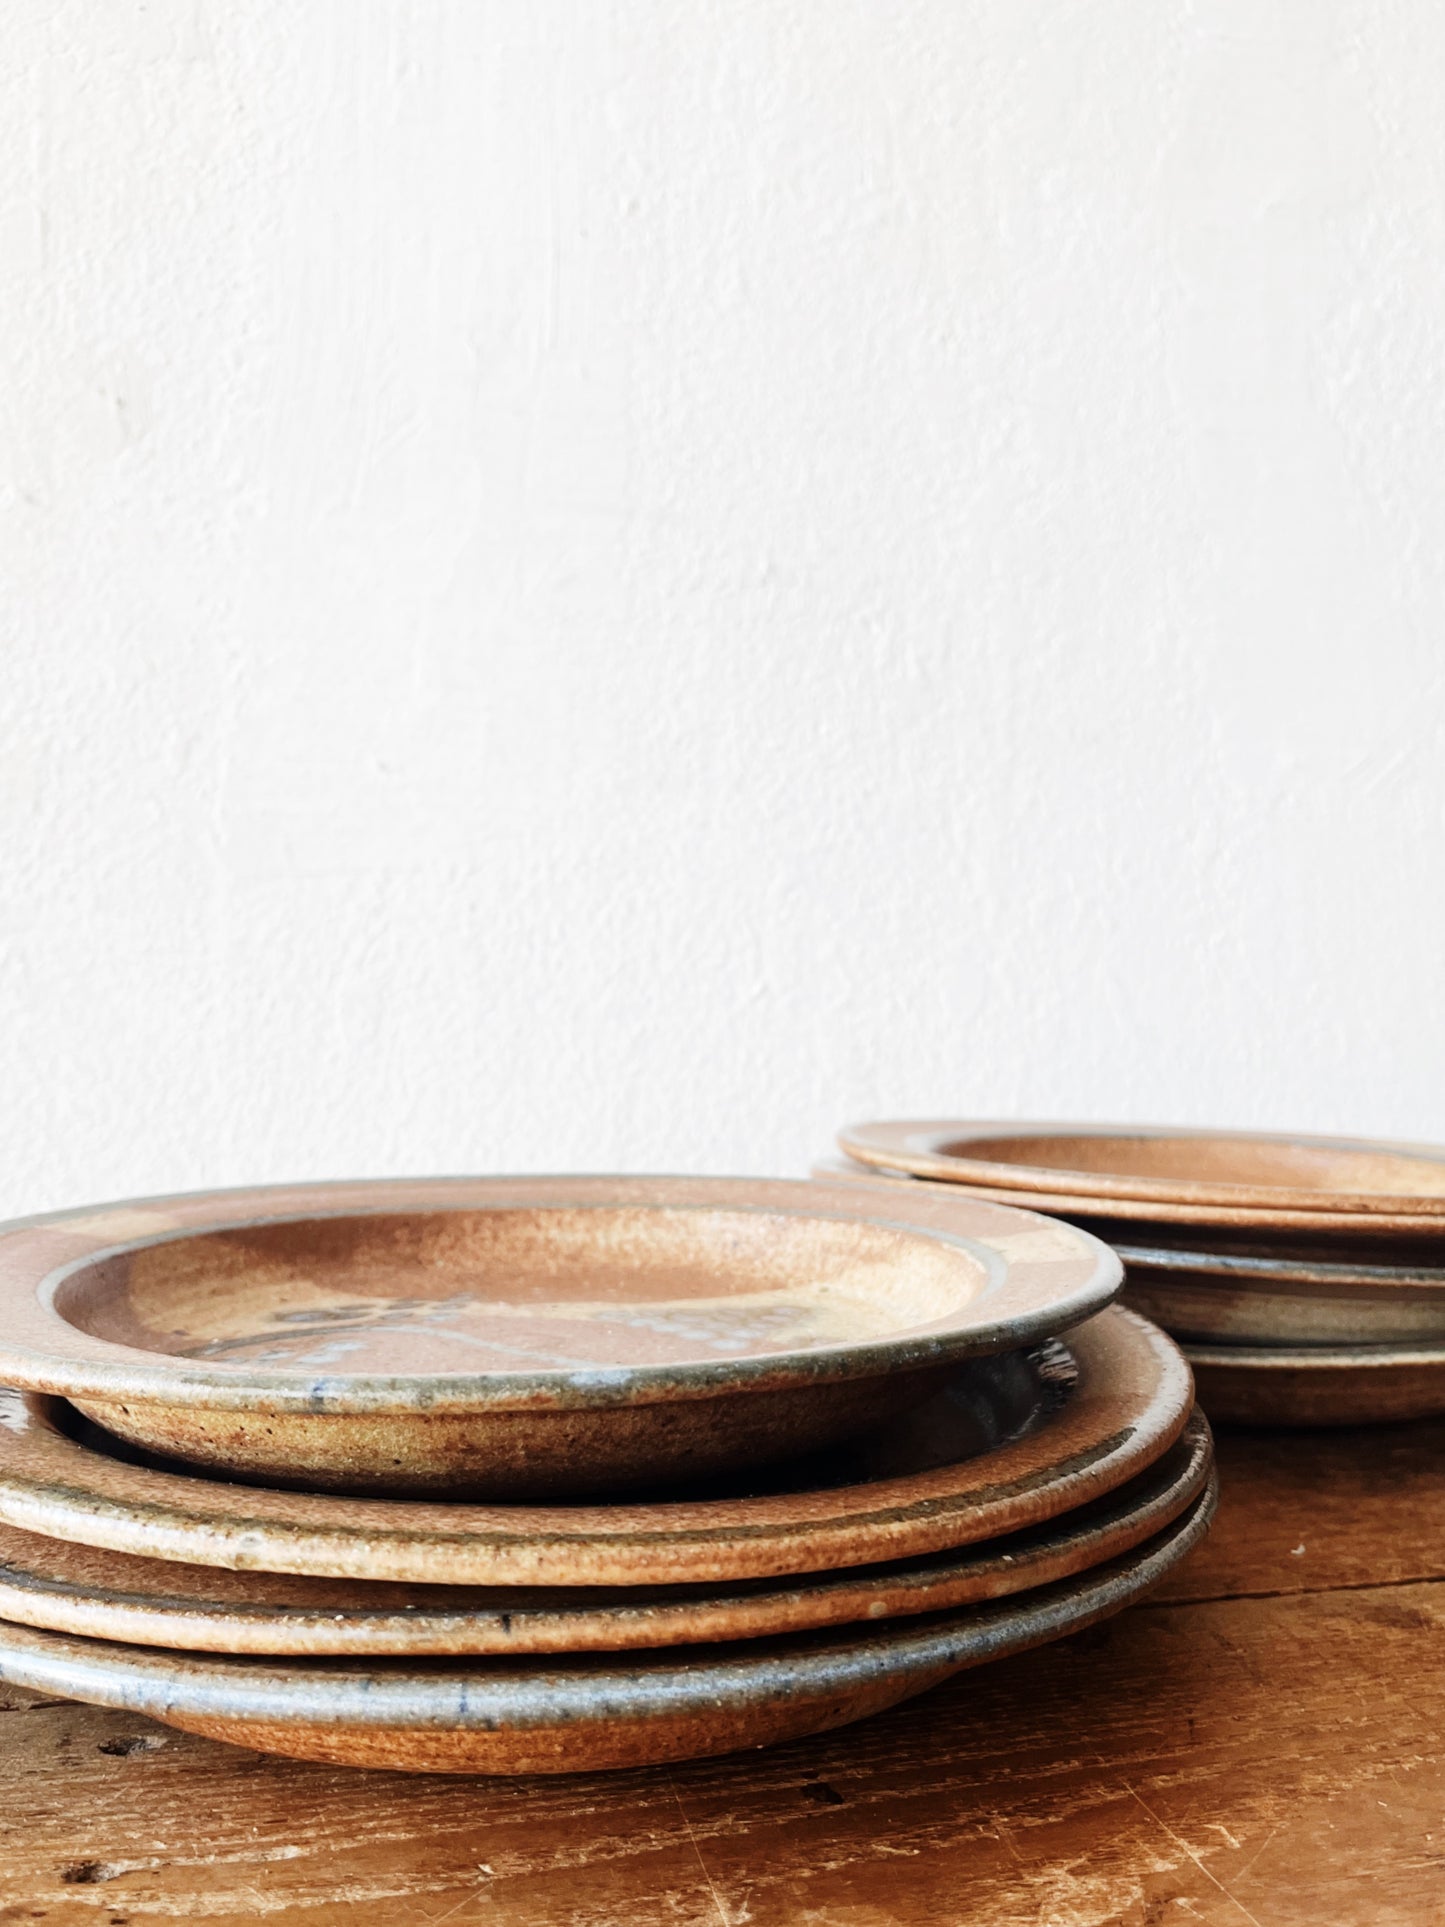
3;1420;1445;1922
1155;1416;1445;1601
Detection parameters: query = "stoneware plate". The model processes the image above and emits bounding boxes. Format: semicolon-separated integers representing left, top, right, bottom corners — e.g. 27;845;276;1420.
812;1156;1445;1242
0;1176;1121;1497
810;1163;1445;1343
0;1307;1191;1586
1185;1340;1445;1426
838;1120;1445;1219
0;1486;1216;1774
1120;1243;1445;1346
0;1413;1211;1655
1044;1212;1445;1268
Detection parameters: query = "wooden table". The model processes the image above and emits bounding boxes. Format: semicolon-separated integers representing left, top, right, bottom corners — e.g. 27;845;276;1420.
2;1420;1443;1924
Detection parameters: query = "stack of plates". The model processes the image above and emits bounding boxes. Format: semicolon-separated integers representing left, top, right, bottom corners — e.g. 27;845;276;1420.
830;1122;1445;1425
0;1176;1212;1773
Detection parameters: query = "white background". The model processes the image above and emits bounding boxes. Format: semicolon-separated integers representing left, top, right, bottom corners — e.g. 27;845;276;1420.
2;3;1442;1218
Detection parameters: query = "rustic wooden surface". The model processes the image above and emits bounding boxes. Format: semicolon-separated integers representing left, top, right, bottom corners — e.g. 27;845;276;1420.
2;1420;1445;1924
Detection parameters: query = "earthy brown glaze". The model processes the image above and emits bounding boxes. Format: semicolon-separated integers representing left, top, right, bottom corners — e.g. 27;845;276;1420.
813;1154;1445;1240
0;1176;1120;1496
1186;1340;1445;1426
0;1415;1211;1654
0;1488;1215;1774
75;1373;965;1502
0;1307;1192;1585
1064;1213;1445;1265
839;1119;1445;1216
1113;1236;1445;1292
10;1424;1445;1919
1121;1254;1445;1345
811;1162;1445;1343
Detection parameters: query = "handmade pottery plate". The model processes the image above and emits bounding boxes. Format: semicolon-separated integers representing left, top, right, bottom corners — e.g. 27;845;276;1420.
1185;1340;1445;1426
0;1307;1192;1586
838;1120;1445;1218
0;1413;1211;1655
1185;1341;1445;1427
0;1485;1216;1774
813;1155;1445;1241
1049;1212;1445;1268
1120;1243;1445;1346
0;1176;1121;1497
811;1163;1445;1333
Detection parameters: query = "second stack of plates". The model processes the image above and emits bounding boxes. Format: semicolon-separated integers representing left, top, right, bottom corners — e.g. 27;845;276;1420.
830;1122;1445;1425
0;1174;1211;1772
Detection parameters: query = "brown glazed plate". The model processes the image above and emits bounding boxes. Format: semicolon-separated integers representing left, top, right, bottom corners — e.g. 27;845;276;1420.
0;1414;1211;1656
1184;1340;1445;1427
0;1307;1191;1586
0;1176;1120;1498
1120;1242;1445;1346
813;1155;1445;1241
837;1120;1445;1218
0;1485;1216;1776
811;1164;1445;1344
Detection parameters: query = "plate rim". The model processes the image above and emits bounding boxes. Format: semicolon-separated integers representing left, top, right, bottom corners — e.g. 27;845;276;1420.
0;1413;1213;1654
816;1153;1445;1239
1112;1240;1445;1291
837;1120;1445;1222
0;1482;1216;1733
0;1306;1192;1586
1182;1337;1445;1372
0;1175;1121;1414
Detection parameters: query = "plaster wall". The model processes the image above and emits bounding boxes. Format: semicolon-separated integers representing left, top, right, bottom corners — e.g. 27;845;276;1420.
2;3;1442;1213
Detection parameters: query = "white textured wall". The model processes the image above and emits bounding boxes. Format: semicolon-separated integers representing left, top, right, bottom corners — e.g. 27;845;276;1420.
2;3;1444;1217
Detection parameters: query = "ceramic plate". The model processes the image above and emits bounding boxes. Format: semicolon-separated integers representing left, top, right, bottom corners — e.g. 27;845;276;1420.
0;1485;1215;1774
1112;1239;1445;1290
1120;1242;1445;1346
0;1413;1210;1655
1056;1214;1445;1267
0;1176;1120;1497
0;1307;1191;1586
838;1120;1445;1218
812;1156;1445;1241
1185;1340;1445;1426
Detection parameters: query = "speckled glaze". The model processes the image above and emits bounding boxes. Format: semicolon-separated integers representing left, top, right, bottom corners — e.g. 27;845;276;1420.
820;1145;1445;1240
1037;1212;1445;1268
0;1414;1211;1655
839;1120;1445;1217
810;1155;1445;1345
0;1307;1191;1585
0;1485;1216;1774
1185;1341;1445;1426
0;1176;1121;1496
1119;1242;1445;1345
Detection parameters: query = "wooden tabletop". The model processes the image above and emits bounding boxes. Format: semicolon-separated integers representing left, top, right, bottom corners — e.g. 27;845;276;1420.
2;1420;1443;1924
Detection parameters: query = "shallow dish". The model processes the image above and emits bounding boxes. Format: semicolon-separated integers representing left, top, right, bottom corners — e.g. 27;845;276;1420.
812;1156;1445;1241
0;1307;1190;1586
838;1120;1445;1218
0;1486;1215;1774
0;1176;1120;1497
1080;1217;1445;1266
1184;1340;1445;1426
812;1163;1445;1344
1120;1243;1445;1346
0;1414;1210;1655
